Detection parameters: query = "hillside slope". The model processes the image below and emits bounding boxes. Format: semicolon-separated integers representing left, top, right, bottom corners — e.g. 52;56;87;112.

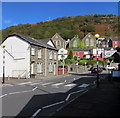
1;14;119;41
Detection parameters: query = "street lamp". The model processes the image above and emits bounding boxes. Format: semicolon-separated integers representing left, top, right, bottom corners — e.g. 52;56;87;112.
61;54;65;75
84;62;87;70
2;44;6;84
95;34;100;88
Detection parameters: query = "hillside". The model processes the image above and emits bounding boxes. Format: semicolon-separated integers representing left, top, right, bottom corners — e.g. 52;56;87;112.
1;14;119;41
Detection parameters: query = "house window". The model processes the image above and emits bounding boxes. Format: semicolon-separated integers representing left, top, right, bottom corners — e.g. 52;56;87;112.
49;62;53;72
73;40;77;47
31;48;35;56
38;49;42;58
86;38;89;46
49;51;52;59
54;52;57;60
78;52;80;55
54;41;56;46
58;41;61;46
37;62;43;73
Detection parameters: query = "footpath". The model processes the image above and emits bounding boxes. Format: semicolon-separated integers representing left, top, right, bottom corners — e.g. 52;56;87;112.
0;71;89;86
51;78;120;117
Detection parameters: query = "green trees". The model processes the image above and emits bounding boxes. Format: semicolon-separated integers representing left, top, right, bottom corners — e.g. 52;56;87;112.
2;14;118;40
67;50;73;59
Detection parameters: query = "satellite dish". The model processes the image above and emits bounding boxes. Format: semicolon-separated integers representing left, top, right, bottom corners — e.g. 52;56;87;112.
58;48;68;60
58;48;68;55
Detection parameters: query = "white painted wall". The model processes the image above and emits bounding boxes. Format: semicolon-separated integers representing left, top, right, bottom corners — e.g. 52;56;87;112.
47;40;55;47
0;36;30;78
0;46;14;78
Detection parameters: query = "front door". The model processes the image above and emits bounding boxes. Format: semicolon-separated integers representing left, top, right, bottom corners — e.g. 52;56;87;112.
31;63;34;74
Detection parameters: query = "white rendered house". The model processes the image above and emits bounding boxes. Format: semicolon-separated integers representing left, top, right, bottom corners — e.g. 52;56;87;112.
0;33;58;78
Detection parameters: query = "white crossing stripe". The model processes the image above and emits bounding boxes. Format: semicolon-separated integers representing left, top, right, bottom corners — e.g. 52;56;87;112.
52;82;64;86
42;82;53;86
65;83;76;87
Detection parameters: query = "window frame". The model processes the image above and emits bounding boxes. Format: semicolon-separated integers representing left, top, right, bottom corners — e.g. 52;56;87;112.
37;62;43;73
38;49;42;58
31;47;35;56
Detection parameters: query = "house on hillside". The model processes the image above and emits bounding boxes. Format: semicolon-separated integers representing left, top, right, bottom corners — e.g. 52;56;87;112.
82;33;96;47
99;39;108;48
67;33;96;49
112;52;120;63
51;33;66;49
68;35;80;48
67;49;92;59
0;33;58;79
108;37;120;48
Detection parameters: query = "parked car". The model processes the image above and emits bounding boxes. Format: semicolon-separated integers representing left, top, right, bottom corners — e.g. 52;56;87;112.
91;67;103;73
105;65;116;70
101;67;106;70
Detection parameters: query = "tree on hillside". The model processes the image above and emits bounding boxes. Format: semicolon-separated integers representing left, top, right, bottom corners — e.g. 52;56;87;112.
67;50;73;59
78;39;85;48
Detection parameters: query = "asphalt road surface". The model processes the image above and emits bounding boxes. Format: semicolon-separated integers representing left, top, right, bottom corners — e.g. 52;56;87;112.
1;72;107;117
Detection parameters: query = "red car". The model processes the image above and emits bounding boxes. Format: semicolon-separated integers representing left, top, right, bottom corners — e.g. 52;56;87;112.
91;67;103;73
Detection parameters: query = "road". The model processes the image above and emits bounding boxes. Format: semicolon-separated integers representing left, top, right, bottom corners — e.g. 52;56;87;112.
1;71;107;117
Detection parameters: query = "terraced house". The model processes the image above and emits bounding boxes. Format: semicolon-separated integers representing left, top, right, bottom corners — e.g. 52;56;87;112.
0;33;58;79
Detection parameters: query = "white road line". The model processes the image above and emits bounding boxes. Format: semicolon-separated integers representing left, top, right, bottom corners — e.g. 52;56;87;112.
17;82;32;85
29;82;42;86
65;83;76;87
42;101;65;109
65;94;71;101
0;94;7;98
42;82;53;86
78;84;90;88
8;87;38;95
32;86;38;91
3;84;13;87
65;89;85;101
31;109;41;117
52;82;64;86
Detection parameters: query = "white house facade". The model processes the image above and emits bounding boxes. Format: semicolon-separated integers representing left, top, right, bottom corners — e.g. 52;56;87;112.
0;34;58;79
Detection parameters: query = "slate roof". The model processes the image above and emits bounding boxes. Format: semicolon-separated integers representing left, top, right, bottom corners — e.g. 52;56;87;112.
3;33;58;51
52;33;65;41
82;33;95;40
40;38;51;44
67;48;92;52
39;38;56;49
110;37;120;41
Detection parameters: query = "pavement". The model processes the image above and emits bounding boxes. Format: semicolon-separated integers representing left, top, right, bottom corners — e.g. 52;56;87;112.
50;78;120;117
0;71;89;86
0;74;70;86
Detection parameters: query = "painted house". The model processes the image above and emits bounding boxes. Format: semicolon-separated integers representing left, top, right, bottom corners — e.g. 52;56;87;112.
68;35;80;48
82;33;96;47
108;37;120;48
67;49;92;59
0;33;58;78
51;33;66;49
92;48;104;61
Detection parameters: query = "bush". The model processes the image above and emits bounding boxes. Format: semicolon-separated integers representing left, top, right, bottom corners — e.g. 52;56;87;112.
64;59;75;65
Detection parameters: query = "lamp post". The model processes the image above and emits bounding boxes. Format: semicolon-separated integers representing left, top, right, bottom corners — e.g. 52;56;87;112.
61;54;65;75
95;34;100;88
2;44;6;84
84;62;86;70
